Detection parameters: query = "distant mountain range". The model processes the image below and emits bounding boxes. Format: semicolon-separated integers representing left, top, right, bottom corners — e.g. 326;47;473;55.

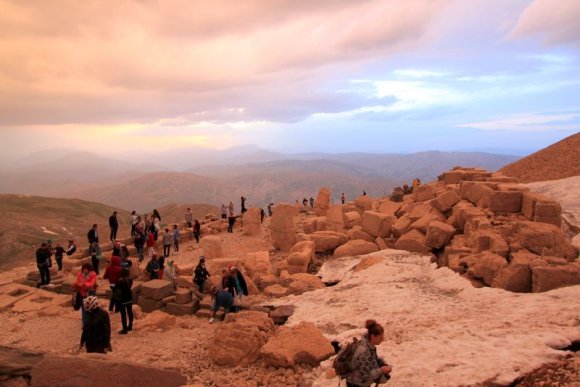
0;146;520;211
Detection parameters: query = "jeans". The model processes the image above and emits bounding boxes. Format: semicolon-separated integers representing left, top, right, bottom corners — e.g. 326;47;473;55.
163;244;170;257
119;302;133;331
38;264;50;285
173;240;179;252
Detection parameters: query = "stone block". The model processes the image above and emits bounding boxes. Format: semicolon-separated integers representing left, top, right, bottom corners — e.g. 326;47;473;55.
314;187;331;216
333;240;379;258
395;229;430;255
175;288;192;304
137;296;163;313
426;221;456;249
489;191;523;214
165;302;195;316
431;190;460;213
361;211;396;238
413;185;436;202
270;305;294;325
140;279;174;301
344;211;362;229
532;263;580;292
200;236;224;259
392;215;412;238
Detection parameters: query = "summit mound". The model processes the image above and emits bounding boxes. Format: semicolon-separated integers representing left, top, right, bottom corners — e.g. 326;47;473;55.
500;133;580;183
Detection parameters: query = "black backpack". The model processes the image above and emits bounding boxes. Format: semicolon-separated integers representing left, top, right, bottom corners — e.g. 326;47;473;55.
333;337;361;378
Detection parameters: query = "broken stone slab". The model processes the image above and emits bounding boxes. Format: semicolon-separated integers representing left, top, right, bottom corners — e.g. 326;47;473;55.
270;305;295;325
140;279;174;301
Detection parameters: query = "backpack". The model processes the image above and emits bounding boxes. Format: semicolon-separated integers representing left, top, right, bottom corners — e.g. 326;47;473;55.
332;337;361;378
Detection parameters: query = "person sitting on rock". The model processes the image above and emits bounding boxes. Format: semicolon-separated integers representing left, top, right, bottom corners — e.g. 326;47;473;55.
115;269;133;334
145;254;160;280
346;319;392;387
209;287;234;324
80;296;112;354
73;263;98;325
193;257;210;293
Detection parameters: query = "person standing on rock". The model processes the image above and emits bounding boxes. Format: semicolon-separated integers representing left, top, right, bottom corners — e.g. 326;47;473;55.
172;224;180;253
109;211;119;241
260;208;265;223
103;255;123;312
267;203;273;217
227;214;235;233
130;210;138;237
66;240;77;256
185;208;193;228
80;296;112;354
87;224;99;245
345;320;392;387
35;242;51;286
221;204;227;220
162;228;172;258
134;230;145;262
89;242;101;275
74;263;98;325
151;215;160;241
115;269;133;334
193;220;201;243
193;257;210;293
241;196;247;214
54;242;65;271
310;197;314;208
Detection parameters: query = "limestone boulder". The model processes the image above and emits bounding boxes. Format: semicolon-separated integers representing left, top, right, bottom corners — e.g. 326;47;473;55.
210;311;275;366
270;305;294;325
270;204;297;251
138;310;177;332
354;195;373;212
531;263;580;292
467;230;509;258
347;226;375;242
460;181;496;207
140;279;174;301
465;252;508;286
287;241;316;274
413;185;436;202
260;322;334;368
30;354;186;387
334;240;379;258
515;221;577;259
242;251;272;279
432;190;460;213
242;207;262;236
314;187;331;216
200;236;224;259
303;217;327;234
378;199;402;217
288;273;325;292
409;209;446;234
326;205;345;232
361;211;396;238
395;229;430;255
344;211;362;229
307;231;348;253
264;284;289;298
491;252;534;293
489;190;523;214
392;215;412;238
426;221;457;249
254;273;278;289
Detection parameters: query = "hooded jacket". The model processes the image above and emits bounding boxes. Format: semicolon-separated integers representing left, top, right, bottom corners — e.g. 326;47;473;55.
74;271;97;298
103;256;123;285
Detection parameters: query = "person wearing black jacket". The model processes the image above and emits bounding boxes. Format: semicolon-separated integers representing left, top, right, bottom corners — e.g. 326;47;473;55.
54;243;65;271
87;224;99;245
109;211;119;241
80;296;111;354
35;243;51;286
115;270;134;334
193;220;201;243
193;257;210;293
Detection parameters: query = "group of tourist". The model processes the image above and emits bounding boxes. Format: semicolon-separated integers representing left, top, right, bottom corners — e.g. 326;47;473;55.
35;239;77;285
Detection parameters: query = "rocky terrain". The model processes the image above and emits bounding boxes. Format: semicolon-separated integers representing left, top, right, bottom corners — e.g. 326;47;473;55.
0;133;578;386
500;132;580;183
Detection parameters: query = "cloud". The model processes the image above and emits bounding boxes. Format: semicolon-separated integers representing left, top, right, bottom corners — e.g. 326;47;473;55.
0;0;451;126
509;0;580;45
459;111;580;131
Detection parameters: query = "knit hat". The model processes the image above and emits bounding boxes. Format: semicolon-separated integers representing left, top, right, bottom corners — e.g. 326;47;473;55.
83;296;100;312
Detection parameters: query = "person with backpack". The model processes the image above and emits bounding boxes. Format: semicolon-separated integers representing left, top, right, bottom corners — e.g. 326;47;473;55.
335;319;391;387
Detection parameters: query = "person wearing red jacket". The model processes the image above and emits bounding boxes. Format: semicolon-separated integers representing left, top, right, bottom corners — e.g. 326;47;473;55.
73;263;97;325
103;256;123;312
146;231;156;259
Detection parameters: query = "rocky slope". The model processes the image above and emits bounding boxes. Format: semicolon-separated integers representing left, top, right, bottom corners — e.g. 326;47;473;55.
270;250;580;386
499;132;580;183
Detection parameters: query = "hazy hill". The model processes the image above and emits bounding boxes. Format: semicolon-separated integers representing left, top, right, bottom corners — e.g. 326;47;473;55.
61;171;395;212
499;132;580;183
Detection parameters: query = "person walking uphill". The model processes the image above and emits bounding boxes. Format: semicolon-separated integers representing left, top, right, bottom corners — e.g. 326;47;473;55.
109;211;119;241
345;320;392;387
80;296;112;354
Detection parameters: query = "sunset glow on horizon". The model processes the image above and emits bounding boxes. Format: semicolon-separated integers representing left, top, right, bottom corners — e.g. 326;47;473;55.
1;0;579;158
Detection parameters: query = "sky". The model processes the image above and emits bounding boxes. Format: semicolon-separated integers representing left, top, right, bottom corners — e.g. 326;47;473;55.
0;0;579;158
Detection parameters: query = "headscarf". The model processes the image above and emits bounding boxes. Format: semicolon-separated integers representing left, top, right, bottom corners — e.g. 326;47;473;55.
83;296;100;312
